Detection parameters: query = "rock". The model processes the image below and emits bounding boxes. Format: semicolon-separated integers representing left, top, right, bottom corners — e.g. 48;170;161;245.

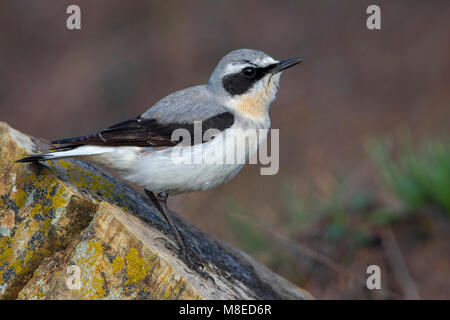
0;121;311;300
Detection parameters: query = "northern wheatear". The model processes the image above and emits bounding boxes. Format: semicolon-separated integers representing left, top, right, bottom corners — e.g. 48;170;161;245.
17;49;302;276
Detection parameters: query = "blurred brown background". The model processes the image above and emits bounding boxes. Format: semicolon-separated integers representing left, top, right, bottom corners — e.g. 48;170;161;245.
1;0;449;299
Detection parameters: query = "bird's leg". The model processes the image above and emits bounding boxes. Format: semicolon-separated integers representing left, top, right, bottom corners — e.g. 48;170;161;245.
144;189;206;273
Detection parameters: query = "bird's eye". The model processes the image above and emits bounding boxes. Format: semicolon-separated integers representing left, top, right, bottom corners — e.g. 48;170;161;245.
242;67;256;78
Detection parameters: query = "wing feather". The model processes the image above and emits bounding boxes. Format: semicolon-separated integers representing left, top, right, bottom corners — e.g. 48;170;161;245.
51;112;234;148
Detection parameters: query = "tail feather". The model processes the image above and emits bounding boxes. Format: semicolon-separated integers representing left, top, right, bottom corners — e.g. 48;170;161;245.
16;155;50;163
16;145;80;163
16;145;112;163
16;149;77;163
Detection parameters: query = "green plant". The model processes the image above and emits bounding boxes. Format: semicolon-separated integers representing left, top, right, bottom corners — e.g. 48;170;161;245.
367;139;450;215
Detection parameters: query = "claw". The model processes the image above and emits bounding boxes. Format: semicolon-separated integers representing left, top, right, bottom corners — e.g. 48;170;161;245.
181;248;214;283
156;237;214;282
155;237;178;252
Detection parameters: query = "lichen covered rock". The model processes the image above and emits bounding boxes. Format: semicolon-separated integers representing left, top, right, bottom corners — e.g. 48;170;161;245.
18;203;202;300
0;122;311;300
0;124;98;298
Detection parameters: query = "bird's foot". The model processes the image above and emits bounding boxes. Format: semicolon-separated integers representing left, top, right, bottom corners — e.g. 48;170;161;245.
155;237;214;283
155;237;178;252
182;247;215;283
182;246;205;271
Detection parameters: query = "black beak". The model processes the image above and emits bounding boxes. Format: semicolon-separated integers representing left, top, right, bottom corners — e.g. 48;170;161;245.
270;58;303;74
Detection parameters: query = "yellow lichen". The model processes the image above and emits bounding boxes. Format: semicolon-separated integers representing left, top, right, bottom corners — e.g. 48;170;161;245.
112;256;124;274
57;160;118;201
88;274;106;300
76;241;106;300
0;236;18;286
0;236;13;266
163;288;171;299
51;185;68;209
29;203;43;218
14;189;28;207
15;171;69;214
35;290;45;300
125;248;151;284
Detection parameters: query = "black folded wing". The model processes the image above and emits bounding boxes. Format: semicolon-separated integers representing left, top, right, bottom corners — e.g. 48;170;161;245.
51;112;235;149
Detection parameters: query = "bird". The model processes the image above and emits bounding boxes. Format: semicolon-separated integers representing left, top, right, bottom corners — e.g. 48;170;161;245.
17;49;302;277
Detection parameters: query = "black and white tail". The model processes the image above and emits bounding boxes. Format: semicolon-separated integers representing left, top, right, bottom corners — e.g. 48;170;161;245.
16;145;108;163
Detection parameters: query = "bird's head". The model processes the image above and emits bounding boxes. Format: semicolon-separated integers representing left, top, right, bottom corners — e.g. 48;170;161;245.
208;49;302;120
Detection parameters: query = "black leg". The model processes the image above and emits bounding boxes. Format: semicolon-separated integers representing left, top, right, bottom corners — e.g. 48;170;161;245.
145;189;212;280
145;190;186;255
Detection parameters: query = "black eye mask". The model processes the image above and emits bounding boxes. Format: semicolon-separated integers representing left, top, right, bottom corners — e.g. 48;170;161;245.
222;63;277;96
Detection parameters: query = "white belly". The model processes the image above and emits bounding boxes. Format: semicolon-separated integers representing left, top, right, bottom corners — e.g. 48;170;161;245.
114;127;267;194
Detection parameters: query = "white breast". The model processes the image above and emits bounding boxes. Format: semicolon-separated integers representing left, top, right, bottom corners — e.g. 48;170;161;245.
117;123;268;194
